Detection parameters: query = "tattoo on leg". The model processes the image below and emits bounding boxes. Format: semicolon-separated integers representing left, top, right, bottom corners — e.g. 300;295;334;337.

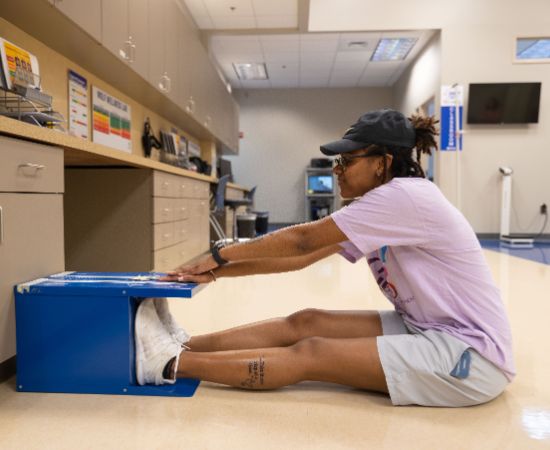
240;356;265;389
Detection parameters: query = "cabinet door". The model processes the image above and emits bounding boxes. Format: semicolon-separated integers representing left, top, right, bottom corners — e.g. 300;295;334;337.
0;193;64;363
102;0;148;80
148;0;179;96
148;0;167;93
54;0;102;42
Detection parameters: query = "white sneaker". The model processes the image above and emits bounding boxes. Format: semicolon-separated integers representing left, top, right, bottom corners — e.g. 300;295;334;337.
153;298;190;345
135;299;184;385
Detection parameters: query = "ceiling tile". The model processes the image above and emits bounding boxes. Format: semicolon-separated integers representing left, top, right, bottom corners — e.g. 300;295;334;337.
300;33;340;41
252;0;297;16
204;0;254;16
261;39;300;52
211;15;256;29
332;60;367;72
270;79;299;89
183;0;210;17
300;52;334;63
220;40;263;53
260;34;300;42
263;51;300;63
240;79;271;89
216;52;264;64
300;66;332;77
300;39;338;52
217;35;261;43
334;51;372;62
266;61;299;71
266;62;299;77
299;77;330;88
255;15;297;28
329;72;361;82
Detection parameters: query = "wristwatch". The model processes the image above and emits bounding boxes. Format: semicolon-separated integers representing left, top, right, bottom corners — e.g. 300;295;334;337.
211;241;229;266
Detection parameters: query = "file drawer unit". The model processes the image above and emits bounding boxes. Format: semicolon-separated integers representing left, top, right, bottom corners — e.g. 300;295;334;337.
151;171;210;272
15;272;201;397
0;136;65;371
65;168;210;272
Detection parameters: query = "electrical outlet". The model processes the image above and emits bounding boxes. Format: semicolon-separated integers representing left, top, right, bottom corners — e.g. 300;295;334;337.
541;203;548;215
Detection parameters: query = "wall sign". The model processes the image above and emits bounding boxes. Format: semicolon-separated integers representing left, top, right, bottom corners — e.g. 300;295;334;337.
92;86;131;153
440;85;463;151
68;70;89;140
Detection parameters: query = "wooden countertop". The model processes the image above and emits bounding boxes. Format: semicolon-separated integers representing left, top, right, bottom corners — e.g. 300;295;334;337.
0;116;248;191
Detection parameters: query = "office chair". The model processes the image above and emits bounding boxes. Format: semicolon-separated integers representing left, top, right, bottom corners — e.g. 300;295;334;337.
210;175;252;245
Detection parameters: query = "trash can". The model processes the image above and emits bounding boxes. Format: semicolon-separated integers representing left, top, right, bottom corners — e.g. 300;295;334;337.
255;211;269;235
237;213;257;238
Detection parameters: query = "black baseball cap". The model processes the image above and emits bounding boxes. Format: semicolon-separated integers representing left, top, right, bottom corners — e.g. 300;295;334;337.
320;109;416;155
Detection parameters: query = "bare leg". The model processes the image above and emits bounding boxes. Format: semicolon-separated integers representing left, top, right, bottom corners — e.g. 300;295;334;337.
187;309;383;352
176;336;388;393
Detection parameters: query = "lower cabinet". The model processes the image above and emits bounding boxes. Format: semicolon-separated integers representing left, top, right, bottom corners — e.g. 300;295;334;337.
0;136;64;368
65;168;210;272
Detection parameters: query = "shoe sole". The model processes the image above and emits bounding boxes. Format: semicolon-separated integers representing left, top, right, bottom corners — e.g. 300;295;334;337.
135;300;149;386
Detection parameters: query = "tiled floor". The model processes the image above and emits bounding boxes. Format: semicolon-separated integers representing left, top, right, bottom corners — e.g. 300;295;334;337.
1;249;549;449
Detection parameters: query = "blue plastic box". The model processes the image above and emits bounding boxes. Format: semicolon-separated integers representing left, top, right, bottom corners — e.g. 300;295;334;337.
14;272;201;397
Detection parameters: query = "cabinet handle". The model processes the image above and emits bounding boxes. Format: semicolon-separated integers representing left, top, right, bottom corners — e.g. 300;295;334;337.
129;37;136;63
119;40;130;61
186;96;195;113
18;163;45;175
0;206;3;245
159;72;171;93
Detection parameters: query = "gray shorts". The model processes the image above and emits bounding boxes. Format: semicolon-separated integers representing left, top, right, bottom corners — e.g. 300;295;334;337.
376;310;509;407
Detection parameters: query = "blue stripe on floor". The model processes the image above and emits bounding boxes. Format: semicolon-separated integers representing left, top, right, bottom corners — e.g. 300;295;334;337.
479;239;550;265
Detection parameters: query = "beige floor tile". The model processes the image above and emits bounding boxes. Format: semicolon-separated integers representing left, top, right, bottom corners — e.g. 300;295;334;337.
1;250;549;449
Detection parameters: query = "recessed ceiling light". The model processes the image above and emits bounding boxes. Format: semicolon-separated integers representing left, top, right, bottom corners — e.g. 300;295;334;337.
233;63;268;80
371;38;417;61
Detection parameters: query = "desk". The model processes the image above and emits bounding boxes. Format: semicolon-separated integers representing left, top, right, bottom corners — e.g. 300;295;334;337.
0;119;248;377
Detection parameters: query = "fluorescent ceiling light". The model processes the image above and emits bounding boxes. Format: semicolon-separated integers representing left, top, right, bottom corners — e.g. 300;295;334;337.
233;63;268;80
516;38;550;60
371;38;417;61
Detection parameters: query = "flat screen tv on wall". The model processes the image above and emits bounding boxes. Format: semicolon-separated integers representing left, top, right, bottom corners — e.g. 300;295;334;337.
467;82;541;124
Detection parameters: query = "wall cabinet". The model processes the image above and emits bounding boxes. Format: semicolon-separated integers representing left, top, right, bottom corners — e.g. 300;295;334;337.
44;0;239;152
51;0;102;43
0;137;64;366
102;0;149;80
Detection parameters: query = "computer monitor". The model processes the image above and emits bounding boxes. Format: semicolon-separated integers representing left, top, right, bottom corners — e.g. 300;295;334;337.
218;158;233;182
307;174;333;194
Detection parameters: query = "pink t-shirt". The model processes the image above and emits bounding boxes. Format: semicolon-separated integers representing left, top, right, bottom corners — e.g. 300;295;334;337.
332;177;515;380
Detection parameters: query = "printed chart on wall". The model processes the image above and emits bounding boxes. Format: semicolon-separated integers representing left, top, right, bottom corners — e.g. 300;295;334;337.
68;70;89;139
92;86;131;153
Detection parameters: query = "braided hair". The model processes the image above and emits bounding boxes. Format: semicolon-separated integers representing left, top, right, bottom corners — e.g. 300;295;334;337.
367;114;439;182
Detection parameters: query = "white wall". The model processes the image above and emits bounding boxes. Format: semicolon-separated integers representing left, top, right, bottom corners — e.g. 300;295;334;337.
230;88;392;223
309;0;550;234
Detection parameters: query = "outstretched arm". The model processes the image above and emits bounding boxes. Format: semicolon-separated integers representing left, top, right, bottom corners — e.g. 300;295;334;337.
175;216;347;277
162;243;342;283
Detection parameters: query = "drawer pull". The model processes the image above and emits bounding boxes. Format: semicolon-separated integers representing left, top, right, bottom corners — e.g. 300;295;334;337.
18;163;45;175
163;208;170;213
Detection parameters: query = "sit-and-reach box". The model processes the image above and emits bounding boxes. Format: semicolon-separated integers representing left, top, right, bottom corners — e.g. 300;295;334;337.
15;272;201;397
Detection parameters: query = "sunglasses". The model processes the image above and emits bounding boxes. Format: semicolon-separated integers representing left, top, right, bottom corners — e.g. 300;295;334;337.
333;153;374;171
